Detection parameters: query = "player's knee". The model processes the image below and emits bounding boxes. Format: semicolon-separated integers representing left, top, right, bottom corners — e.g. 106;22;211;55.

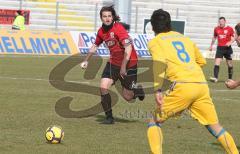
100;87;109;95
122;94;133;101
228;64;233;68
122;90;134;101
215;59;221;65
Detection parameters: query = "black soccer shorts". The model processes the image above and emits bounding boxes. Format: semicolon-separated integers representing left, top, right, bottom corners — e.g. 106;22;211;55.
215;46;233;60
101;62;137;90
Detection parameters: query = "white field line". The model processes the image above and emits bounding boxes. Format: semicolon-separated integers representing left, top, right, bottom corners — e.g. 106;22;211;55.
0;75;90;84
0;75;239;92
211;89;240;92
213;97;239;102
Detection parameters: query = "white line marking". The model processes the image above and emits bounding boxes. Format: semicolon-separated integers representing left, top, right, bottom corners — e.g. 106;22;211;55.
213;97;239;102
212;89;240;92
0;75;239;92
0;75;90;84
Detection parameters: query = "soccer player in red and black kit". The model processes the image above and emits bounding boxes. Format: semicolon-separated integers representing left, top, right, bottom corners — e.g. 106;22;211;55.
80;5;145;124
209;17;235;82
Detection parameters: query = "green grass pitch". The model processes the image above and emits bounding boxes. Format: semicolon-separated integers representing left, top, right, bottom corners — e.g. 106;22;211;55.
0;55;239;154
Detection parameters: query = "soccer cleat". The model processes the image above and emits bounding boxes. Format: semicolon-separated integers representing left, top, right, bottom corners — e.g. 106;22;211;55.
134;85;145;101
101;117;115;124
209;77;218;83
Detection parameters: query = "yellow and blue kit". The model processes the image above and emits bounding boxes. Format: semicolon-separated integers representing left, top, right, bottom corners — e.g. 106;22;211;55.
148;31;218;125
147;28;238;154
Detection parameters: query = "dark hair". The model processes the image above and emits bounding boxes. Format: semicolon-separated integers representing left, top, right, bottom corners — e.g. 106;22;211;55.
150;9;171;34
100;5;120;22
235;23;240;36
16;10;23;15
219;17;226;21
119;22;130;31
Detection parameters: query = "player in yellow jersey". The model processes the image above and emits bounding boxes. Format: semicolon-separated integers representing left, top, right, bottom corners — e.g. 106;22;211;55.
146;9;238;154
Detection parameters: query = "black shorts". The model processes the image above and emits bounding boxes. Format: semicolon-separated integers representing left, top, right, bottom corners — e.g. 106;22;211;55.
215;46;233;60
101;62;137;90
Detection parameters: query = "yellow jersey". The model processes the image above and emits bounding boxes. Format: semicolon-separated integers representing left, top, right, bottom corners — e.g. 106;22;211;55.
148;31;207;91
12;15;25;30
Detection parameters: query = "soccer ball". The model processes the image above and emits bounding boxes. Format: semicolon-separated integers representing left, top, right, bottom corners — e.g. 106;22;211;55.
45;125;64;144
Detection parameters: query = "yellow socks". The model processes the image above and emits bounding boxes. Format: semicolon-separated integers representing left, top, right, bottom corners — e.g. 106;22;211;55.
147;123;163;154
217;130;239;154
147;124;239;154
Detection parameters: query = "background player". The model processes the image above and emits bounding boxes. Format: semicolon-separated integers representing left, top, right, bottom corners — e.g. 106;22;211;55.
225;23;240;89
209;17;235;82
80;5;144;124
12;10;25;30
147;9;238;154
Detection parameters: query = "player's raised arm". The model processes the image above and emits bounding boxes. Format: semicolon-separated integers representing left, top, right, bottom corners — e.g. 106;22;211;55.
148;39;166;107
120;44;132;77
226;36;235;47
80;44;98;69
194;43;206;67
209;29;217;51
226;27;235;47
80;27;103;69
115;23;133;77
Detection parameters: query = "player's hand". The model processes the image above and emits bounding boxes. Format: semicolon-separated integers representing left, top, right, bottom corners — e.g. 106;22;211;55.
209;46;213;51
226;42;232;47
80;61;88;69
155;91;163;109
120;66;127;79
225;79;239;89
